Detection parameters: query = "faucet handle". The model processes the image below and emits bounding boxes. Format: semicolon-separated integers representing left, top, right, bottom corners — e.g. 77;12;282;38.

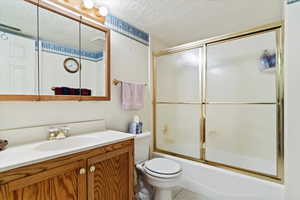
48;127;59;140
49;127;59;133
61;126;71;137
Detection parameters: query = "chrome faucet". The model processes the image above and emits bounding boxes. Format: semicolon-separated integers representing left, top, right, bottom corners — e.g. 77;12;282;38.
48;126;71;140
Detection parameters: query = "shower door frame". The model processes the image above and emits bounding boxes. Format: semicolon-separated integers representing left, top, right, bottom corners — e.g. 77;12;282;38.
152;21;284;183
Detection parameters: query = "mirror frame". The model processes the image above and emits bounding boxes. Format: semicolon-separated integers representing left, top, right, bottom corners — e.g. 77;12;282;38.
0;0;111;101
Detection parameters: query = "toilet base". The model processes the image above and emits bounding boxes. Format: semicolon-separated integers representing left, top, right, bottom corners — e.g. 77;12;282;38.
154;188;172;200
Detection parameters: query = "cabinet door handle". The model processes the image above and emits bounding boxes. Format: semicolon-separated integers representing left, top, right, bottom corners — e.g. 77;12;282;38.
79;168;86;175
90;166;96;173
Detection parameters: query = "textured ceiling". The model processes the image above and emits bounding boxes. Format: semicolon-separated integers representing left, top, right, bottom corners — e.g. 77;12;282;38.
98;0;283;47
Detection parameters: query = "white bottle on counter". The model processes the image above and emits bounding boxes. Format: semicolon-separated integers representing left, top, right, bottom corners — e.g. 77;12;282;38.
128;115;142;134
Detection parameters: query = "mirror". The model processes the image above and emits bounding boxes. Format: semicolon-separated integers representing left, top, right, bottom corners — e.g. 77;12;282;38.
39;6;80;99
0;0;38;96
0;0;110;101
80;23;106;97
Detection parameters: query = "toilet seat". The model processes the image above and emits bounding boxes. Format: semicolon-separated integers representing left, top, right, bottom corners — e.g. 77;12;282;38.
144;158;182;178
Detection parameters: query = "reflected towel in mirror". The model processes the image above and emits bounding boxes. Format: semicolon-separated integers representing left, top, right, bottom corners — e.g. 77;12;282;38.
52;87;92;96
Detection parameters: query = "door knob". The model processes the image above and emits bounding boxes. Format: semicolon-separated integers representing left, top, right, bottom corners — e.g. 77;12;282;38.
90;166;96;172
79;168;86;175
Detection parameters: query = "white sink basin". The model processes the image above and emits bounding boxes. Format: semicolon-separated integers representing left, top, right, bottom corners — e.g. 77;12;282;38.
35;136;98;151
0;130;135;173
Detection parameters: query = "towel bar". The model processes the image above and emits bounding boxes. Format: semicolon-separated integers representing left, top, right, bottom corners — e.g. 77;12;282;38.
112;79;147;86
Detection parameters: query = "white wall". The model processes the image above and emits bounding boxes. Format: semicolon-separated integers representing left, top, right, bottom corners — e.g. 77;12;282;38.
284;1;300;199
0;31;150;133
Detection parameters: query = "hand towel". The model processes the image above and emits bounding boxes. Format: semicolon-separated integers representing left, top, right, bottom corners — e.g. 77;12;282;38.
122;82;145;110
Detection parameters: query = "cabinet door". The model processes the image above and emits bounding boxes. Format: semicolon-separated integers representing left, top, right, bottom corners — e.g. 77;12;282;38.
3;160;86;200
87;146;134;200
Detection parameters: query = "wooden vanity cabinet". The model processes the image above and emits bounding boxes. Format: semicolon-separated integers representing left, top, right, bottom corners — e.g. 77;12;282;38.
0;139;134;200
87;146;133;200
3;161;86;200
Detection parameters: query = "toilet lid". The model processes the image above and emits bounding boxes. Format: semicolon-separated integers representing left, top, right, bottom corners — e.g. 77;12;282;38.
145;158;182;175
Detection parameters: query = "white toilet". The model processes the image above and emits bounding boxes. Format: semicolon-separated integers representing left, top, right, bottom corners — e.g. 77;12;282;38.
135;132;182;200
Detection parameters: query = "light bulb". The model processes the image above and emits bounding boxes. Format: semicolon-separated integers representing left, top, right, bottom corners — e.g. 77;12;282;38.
98;6;109;16
0;32;8;40
83;0;94;9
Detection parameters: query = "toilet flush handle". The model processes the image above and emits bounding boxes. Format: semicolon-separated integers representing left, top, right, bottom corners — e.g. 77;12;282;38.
136;162;146;172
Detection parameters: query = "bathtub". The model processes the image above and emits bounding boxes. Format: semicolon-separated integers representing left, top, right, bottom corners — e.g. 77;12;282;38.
153;152;284;200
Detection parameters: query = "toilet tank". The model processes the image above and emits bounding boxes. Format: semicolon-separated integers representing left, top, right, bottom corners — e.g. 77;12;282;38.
134;132;151;164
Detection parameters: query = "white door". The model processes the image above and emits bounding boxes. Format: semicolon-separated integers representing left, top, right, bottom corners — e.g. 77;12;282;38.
0;33;37;95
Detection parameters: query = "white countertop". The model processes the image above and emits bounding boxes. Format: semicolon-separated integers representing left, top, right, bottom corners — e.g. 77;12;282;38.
0;130;135;173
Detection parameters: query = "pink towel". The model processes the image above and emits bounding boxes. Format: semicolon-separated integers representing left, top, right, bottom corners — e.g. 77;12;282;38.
122;81;145;110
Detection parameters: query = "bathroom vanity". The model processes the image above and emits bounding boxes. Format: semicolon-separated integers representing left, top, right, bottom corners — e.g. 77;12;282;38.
0;131;134;200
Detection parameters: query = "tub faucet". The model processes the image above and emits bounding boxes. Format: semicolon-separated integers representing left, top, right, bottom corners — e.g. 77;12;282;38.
48;126;70;140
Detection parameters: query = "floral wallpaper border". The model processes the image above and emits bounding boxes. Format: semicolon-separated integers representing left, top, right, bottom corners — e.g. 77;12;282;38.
105;14;149;46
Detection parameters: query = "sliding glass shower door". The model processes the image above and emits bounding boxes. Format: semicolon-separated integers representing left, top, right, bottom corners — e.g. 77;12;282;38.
205;31;279;176
153;24;283;181
155;48;203;159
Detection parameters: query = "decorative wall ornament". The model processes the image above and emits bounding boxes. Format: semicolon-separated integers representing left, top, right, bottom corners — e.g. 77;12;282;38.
259;50;276;72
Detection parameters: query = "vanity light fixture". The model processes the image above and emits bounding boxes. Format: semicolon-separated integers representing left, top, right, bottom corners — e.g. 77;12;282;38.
83;0;94;9
82;0;109;17
98;6;109;16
